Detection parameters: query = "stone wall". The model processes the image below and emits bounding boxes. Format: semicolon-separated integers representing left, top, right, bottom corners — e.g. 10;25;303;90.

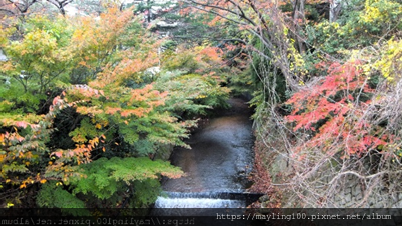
261;145;402;209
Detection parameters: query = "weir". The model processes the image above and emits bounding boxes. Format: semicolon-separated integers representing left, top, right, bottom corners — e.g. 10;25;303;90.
154;98;261;210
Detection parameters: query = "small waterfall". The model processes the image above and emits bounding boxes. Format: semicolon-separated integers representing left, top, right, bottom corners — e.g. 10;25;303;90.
154;191;246;208
155;197;245;208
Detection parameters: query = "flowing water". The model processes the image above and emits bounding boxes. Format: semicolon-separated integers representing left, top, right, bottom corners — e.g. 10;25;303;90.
154;98;255;209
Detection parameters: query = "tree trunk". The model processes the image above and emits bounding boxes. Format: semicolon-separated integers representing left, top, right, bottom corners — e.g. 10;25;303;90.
292;0;306;54
330;0;342;22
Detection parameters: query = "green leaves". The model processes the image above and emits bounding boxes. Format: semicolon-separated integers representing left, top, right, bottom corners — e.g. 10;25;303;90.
1;15;73;113
68;158;120;200
68;157;183;200
37;182;90;216
1;5;233;209
69;118;100;144
131;179;162;207
106;157;184;183
2;162;29;174
133;139;155;156
154;70;230;117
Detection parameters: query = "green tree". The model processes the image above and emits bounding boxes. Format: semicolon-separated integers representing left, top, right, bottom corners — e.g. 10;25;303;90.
1;15;73;113
1;5;233;209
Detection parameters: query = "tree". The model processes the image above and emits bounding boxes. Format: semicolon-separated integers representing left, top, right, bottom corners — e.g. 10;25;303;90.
0;0;76;17
329;0;342;22
1;15;74;113
181;0;311;90
1;5;232;208
249;0;402;208
46;0;73;15
182;0;402;208
0;0;38;16
1;7;167;207
285;61;387;157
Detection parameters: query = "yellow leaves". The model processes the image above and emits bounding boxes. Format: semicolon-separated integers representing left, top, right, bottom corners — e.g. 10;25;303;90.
195;95;207;99
1;114;43;128
70;7;136;74
364;0;398;21
89;137;99;148
1;23;16;46
161;170;184;179
40;179;47;184
376;39;402;82
19;178;34;189
72;134;86;143
23;30;58;55
0;133;4;145
363;5;381;23
73;30;84;42
76;106;103;115
0;61;15;74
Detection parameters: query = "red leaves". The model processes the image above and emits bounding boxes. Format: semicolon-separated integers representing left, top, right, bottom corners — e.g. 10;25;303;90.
50;142;96;165
15;121;29;129
2;131;25;144
52;96;62;106
53;151;63;158
286;61;388;157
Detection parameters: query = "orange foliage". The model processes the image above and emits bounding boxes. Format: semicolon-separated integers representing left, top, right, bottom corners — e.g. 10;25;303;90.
105;107;121;115
71;7;136;73
198;47;223;62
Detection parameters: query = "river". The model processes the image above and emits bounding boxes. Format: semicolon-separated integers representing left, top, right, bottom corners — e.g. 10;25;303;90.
154;97;256;209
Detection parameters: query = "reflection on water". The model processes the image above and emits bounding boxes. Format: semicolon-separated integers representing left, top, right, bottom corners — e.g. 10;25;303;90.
156;98;255;208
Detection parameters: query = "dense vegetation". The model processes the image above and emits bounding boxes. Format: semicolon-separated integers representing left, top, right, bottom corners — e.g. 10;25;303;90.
1;0;402;209
0;4;231;208
187;0;402;208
